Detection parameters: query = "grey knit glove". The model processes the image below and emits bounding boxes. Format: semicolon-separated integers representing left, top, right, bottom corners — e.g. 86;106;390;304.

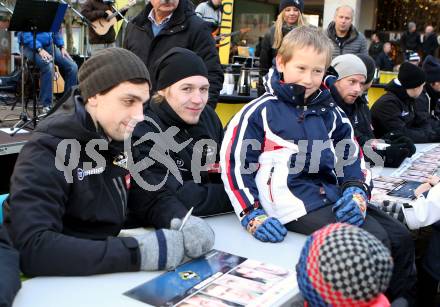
170;216;215;258
134;229;184;271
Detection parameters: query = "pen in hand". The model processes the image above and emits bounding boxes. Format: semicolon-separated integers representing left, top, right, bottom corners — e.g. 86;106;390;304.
178;207;194;231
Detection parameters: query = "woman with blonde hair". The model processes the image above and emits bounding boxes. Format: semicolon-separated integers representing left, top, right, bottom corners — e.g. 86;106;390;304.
258;0;305;95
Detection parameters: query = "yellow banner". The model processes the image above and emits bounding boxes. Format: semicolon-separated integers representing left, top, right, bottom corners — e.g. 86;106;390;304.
218;0;235;64
114;0;129;37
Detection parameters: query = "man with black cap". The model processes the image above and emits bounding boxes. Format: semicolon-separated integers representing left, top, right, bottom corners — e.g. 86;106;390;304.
371;62;440;143
7;48;203;276
422;55;440;123
326;5;368;58
123;0;223;109
327;54;415;168
130;47;232;220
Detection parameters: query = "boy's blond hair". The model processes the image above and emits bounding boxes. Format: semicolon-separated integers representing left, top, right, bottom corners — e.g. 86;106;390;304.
277;26;334;68
272;8;306;50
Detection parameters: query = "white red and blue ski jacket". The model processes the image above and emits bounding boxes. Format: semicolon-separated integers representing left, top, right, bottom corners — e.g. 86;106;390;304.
220;68;371;224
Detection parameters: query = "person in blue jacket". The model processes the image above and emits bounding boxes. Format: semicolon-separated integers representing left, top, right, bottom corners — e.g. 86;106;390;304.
0;224;21;307
220;26;416;303
18;31;78;112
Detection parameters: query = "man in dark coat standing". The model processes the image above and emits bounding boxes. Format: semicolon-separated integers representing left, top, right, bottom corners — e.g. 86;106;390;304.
422;25;439;59
123;0;223;109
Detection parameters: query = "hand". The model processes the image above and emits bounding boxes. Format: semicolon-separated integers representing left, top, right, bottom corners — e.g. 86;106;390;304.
134;229;184;271
333;187;367;226
38;49;52;62
170;216;215;258
414;182;431;198
241;208;287;242
385;135;416;156
426;175;440;187
60;47;72;60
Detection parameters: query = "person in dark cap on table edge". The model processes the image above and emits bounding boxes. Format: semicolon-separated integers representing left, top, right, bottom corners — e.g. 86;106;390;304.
371;62;440;143
6;47;213;277
130;47;232;221
326;54;415;168
294;223;397;306
418;55;440;128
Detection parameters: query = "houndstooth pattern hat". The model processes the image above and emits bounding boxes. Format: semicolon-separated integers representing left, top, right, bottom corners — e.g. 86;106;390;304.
296;223;394;306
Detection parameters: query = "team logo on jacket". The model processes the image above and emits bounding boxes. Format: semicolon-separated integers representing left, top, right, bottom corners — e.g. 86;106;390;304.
77;167;105;181
400;111;409;117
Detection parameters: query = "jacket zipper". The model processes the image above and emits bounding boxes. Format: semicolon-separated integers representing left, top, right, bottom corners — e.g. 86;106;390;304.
267;166;275;203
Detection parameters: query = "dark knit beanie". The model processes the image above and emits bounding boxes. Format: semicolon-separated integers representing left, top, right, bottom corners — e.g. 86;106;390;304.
296;223;393;307
357;54;376;84
398;62;426;89
279;0;304;13
78;47;151;101
423;55;440;83
153;47;208;91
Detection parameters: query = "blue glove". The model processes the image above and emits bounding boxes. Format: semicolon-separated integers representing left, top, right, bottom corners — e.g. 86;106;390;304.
333;187;368;226
241;208;287;242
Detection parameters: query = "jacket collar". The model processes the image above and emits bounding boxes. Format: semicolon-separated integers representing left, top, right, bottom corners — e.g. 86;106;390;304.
385;79;413;102
264;67;334;108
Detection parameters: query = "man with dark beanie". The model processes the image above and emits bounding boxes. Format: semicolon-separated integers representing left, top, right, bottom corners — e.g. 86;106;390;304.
371;62;440;143
123;0;223;109
130;47;232;223
6;48;193;276
422;55;440;123
327;54;415;168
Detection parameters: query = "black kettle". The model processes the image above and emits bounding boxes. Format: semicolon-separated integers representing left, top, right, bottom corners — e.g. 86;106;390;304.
237;68;251;96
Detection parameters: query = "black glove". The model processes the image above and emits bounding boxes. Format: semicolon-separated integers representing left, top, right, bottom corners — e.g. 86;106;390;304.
382;144;411;168
386;136;416;156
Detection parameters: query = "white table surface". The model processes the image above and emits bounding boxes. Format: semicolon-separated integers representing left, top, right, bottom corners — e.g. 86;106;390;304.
12;214;307;307
371;143;438;178
13;143;438;307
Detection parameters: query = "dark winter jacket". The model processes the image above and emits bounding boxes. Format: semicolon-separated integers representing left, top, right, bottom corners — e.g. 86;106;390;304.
415;85;440;129
426;83;440;120
131;101;232;217
123;0;223;108
376;51;394;71
258;24;295;95
0;225;20;307
400;30;420;52
81;0;127;44
371;79;440;143
7;89;182;276
422;32;439;57
326;22;368;58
